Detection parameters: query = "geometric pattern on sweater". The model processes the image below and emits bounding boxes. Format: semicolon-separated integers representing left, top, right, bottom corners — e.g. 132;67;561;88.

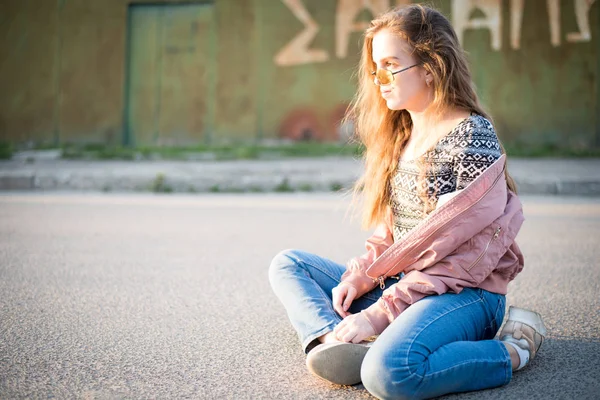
389;114;502;242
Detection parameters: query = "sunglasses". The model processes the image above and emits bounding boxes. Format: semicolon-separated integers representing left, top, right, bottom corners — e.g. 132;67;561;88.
371;63;421;86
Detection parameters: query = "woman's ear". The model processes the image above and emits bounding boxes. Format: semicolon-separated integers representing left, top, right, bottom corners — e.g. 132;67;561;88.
423;68;433;87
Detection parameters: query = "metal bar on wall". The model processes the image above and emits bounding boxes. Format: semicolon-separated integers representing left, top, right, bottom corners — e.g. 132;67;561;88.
597;0;600;148
153;7;165;144
122;5;133;147
53;0;65;146
254;0;264;142
206;1;217;145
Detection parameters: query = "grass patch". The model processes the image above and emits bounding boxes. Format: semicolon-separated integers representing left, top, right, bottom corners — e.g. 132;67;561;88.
248;185;264;193
274;178;294;192
504;143;600;158
330;182;344;192
298;183;314;192
150;173;173;193
14;140;600;161
0;141;13;160
57;142;364;161
62;144;136;160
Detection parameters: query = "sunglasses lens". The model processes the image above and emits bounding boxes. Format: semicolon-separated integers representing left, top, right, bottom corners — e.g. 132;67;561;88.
376;69;393;85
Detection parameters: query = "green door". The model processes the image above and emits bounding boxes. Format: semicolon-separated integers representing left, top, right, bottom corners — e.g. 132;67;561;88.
125;3;214;146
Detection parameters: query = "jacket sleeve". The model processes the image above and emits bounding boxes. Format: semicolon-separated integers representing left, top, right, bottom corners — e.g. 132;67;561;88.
340;218;394;297
360;197;524;334
360;270;450;334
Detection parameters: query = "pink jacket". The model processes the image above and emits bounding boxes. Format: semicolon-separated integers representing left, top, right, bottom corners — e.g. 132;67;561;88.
341;155;525;334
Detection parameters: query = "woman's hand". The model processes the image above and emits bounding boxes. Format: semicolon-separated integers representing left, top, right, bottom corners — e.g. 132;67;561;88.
334;312;375;343
332;283;357;318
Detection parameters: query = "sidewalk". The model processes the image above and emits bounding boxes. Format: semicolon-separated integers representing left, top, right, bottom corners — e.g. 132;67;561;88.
1;151;599;195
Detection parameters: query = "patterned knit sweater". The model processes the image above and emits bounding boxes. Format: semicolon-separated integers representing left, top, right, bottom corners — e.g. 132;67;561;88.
390;114;502;242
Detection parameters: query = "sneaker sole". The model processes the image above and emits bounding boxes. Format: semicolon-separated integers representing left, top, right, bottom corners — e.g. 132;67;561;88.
306;342;370;386
507;306;547;336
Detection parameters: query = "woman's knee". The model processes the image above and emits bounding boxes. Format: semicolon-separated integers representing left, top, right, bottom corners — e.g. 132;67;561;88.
361;345;423;400
268;249;303;282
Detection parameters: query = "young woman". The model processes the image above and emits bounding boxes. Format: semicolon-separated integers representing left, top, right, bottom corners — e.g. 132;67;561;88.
269;5;546;399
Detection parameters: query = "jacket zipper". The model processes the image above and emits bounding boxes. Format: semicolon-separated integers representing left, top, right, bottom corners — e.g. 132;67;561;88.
377;274;400;290
466;226;501;272
370;163;507;285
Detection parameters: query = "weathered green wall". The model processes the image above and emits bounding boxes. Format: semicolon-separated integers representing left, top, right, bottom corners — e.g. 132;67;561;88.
1;0;59;145
213;0;258;142
0;0;598;148
439;0;599;148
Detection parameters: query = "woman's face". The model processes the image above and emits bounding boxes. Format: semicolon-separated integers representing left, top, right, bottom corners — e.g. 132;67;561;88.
371;29;431;111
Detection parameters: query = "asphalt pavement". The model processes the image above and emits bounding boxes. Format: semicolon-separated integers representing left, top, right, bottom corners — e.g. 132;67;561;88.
1;150;600;195
0;193;599;399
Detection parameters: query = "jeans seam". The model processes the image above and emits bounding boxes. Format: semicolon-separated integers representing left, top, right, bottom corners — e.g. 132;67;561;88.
288;254;343;324
498;335;513;384
408;296;485;399
483;293;505;338
407;296;484;378
492;296;505;335
422;356;504;378
290;253;383;303
288;253;342;286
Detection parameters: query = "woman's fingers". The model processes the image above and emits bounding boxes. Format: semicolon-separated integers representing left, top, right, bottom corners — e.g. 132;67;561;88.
332;285;350;317
340;330;356;343
331;286;344;316
332;284;356;318
350;333;364;344
333;313;374;343
335;323;358;343
343;286;357;311
333;321;350;342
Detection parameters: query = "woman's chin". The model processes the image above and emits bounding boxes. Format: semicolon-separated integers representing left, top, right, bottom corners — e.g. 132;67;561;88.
385;99;404;110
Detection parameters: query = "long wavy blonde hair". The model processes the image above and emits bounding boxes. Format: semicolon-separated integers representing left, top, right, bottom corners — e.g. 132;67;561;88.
348;4;517;229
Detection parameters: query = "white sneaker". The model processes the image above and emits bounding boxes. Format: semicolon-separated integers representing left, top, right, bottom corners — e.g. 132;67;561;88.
499;306;547;368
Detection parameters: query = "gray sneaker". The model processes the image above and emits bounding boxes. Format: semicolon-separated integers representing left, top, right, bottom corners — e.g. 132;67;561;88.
306;342;372;386
499;306;547;368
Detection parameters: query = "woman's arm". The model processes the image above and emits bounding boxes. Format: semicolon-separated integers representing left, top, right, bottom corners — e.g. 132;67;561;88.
453;117;502;190
358;191;524;334
340;214;395;297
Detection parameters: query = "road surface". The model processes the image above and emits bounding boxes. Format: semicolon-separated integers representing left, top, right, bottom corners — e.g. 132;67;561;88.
1;193;598;399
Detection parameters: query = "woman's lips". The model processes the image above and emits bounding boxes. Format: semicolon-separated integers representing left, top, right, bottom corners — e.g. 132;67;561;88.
381;90;392;98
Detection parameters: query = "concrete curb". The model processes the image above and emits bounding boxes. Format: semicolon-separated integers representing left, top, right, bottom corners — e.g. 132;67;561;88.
1;156;599;196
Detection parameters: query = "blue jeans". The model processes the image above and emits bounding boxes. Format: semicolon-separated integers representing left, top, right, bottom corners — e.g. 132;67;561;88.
269;249;513;399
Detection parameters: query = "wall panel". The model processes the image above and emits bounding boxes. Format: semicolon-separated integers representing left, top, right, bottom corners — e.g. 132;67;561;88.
0;0;59;145
0;0;597;149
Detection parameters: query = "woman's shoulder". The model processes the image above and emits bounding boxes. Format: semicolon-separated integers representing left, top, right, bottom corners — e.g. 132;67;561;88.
443;114;499;150
469;114;496;133
449;114;496;138
435;114;501;166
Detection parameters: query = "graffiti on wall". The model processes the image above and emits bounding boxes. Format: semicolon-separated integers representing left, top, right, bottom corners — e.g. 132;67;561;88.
274;0;597;66
274;0;410;65
452;0;596;50
273;0;329;66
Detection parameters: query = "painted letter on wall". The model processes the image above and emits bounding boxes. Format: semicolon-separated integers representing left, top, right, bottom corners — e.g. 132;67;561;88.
547;0;561;46
336;0;390;58
274;0;596;66
452;0;502;50
510;0;524;49
567;0;597;42
274;0;329;66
